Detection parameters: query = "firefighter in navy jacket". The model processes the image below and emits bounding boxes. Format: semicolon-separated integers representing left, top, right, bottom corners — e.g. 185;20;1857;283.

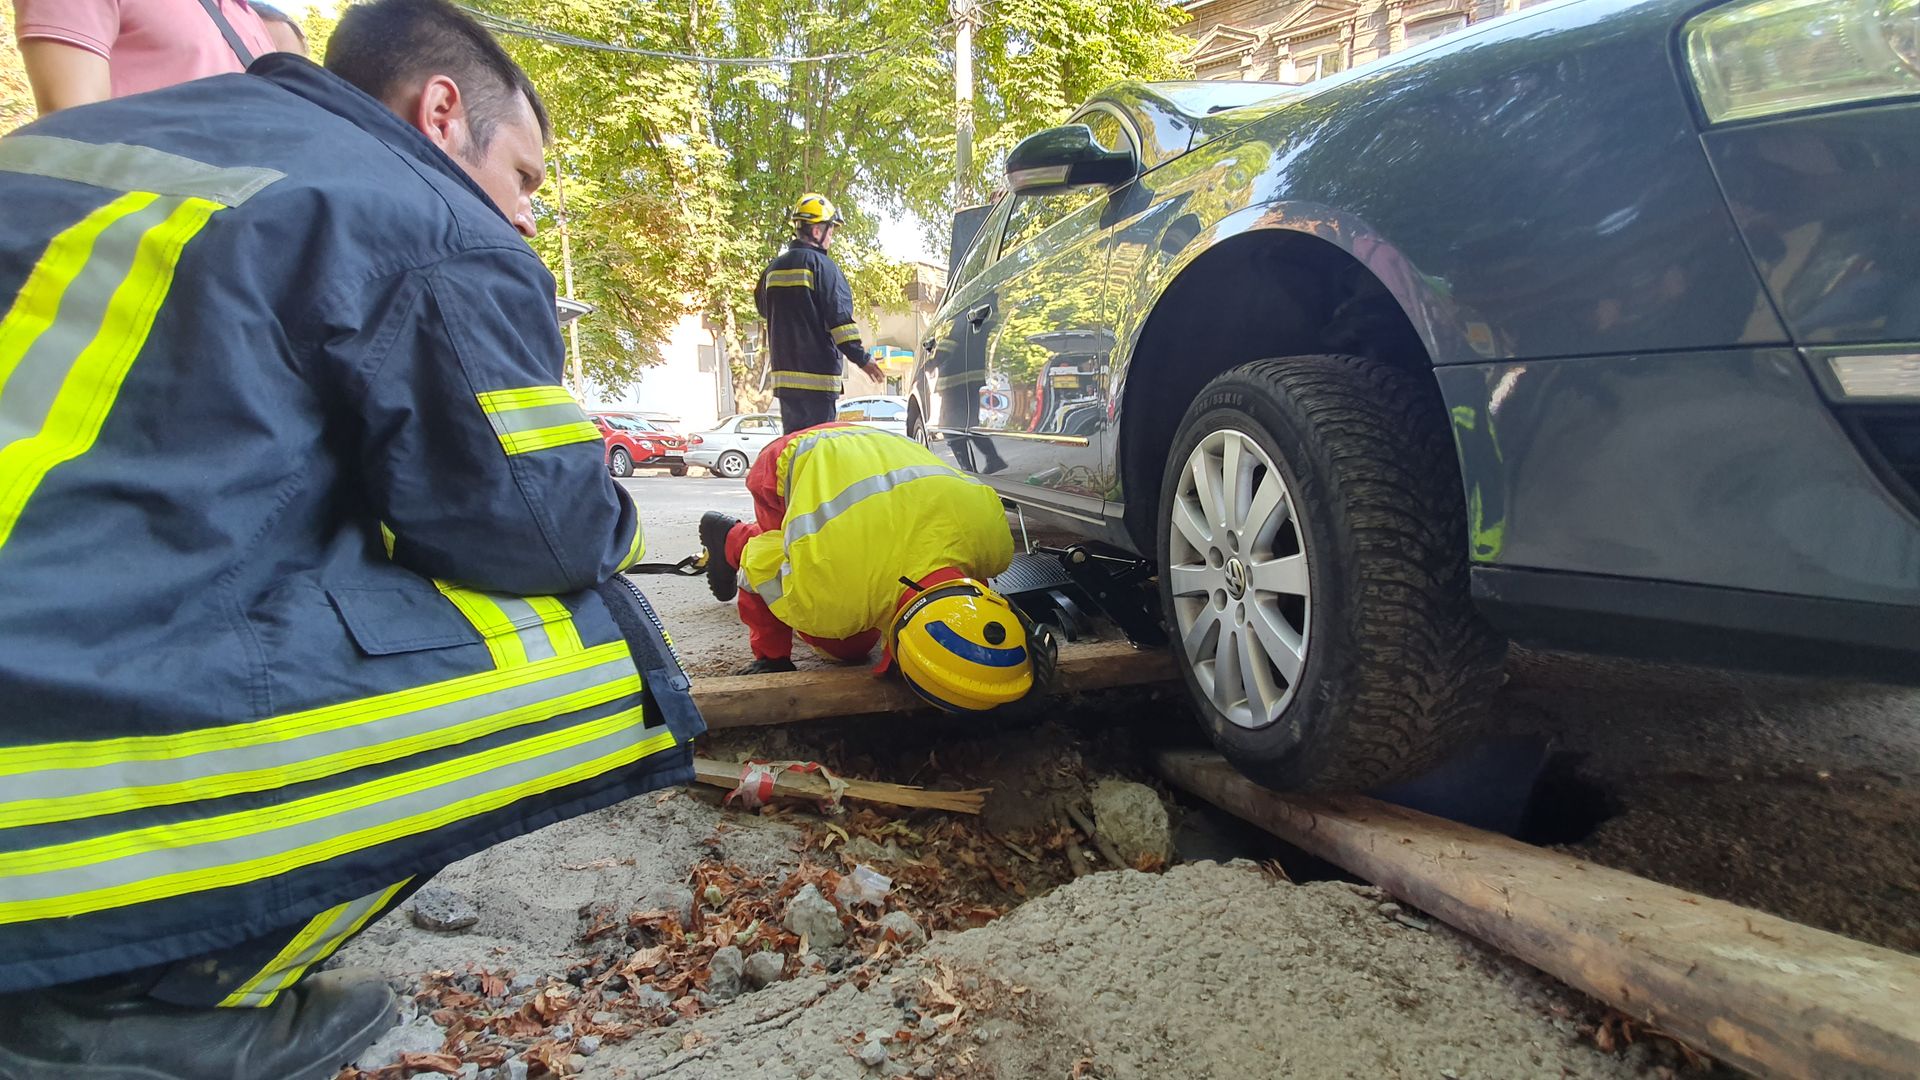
0;3;701;1076
755;193;886;433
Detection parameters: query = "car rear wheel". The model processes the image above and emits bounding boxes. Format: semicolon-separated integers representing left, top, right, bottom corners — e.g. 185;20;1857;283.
670;465;688;477
716;450;750;479
1156;355;1505;791
609;447;633;478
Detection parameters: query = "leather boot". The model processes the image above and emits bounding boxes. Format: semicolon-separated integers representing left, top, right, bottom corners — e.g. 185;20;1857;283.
0;967;397;1080
734;656;797;676
699;511;740;603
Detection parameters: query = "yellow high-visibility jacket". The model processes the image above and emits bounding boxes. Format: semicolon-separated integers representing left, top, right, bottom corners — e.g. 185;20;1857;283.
739;425;1013;640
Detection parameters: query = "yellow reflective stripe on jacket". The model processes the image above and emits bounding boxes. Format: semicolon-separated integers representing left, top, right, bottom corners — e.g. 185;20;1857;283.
436;582;587;669
770;370;843;393
830;323;860;345
764;268;814;288
475;385;599;456
0;644;640;831
0;706;676;924
619;511;645;570
0;192;222;551
0;135;284;206
218;878;411;1008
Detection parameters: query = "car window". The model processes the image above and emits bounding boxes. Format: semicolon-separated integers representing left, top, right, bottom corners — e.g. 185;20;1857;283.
866;399;905;420
1080;109;1132;158
739;416;777;434
952;199;1010;289
837;400;871;422
1001;184;1105;258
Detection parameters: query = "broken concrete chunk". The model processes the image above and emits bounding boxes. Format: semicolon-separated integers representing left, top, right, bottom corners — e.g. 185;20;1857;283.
352;1015;444;1071
576;1035;601;1056
635;986;675;1009
743;949;785;989
878;911;927;948
408;885;479;933
856;1037;889;1067
708;945;746;1000
782;883;847;946
1090;780;1173;867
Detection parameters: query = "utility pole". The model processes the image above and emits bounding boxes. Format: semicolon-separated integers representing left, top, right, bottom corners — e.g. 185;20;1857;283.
552;158;584;397
952;0;974;201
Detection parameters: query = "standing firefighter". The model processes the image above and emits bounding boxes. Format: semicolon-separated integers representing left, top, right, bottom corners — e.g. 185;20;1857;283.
695;424;1048;713
756;193;886;433
0;2;701;1076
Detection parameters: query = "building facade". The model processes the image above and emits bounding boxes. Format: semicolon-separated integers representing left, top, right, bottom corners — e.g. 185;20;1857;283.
1178;0;1551;83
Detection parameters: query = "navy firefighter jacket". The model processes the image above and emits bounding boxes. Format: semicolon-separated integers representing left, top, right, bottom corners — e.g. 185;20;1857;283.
0;55;701;991
754;236;871;395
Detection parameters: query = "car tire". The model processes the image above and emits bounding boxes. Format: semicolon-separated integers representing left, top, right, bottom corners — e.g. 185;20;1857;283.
716;450;750;479
609;448;633;478
670;465;688;477
1156;355;1506;792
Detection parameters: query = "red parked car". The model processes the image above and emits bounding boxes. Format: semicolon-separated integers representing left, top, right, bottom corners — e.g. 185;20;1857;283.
589;412;688;478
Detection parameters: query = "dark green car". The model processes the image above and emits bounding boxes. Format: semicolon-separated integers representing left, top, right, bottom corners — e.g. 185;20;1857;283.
908;0;1920;790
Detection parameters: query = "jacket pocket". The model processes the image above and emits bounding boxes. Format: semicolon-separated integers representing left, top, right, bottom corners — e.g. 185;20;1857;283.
328;582;482;656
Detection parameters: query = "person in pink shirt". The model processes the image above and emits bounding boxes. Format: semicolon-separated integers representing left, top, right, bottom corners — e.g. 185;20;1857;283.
13;0;275;114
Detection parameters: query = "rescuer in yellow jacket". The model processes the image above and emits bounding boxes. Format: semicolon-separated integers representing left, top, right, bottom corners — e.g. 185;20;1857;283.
696;423;1041;711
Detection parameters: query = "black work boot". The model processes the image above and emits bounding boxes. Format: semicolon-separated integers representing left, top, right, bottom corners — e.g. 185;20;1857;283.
0;966;397;1080
735;657;797;676
699;511;740;603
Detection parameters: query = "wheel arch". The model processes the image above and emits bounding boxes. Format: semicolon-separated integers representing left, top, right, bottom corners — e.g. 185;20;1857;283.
1114;221;1458;550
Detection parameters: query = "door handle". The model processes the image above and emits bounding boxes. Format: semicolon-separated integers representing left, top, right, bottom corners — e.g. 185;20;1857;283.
967;303;993;327
922;337;938;354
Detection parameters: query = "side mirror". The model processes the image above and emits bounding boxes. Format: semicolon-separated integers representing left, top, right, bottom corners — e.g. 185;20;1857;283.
1004;124;1136;194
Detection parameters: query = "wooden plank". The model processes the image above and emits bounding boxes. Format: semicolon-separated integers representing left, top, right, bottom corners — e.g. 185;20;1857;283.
1156;749;1920;1080
693;639;1173;729
691;756;988;813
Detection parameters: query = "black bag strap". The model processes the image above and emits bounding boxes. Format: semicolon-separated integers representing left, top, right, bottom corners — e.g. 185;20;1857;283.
195;0;257;67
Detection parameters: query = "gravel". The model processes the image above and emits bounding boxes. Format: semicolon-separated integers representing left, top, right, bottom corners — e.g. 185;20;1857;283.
408;884;480;933
352;1015;444;1071
783;883;847;946
877;911;926;948
1090;779;1173;867
708;945;745;1000
743;949;786;989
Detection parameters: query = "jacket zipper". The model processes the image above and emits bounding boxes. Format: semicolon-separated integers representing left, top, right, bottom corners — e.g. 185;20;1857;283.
616;573;685;671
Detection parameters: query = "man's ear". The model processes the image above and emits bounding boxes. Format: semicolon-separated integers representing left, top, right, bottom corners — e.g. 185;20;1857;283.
410;74;469;158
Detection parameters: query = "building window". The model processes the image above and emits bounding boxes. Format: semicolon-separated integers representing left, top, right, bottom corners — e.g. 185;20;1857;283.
1404;14;1467;46
1290;47;1346;83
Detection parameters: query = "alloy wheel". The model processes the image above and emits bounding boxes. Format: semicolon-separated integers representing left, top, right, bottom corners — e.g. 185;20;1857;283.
1167;428;1311;729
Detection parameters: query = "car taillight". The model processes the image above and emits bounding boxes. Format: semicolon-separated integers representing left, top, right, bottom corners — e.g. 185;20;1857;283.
1686;0;1920;123
690;435;704;446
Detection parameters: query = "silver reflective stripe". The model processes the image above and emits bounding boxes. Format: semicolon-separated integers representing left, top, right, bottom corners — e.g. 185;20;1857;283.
759;464;965;602
5;715;652;906
0;135;283;206
223;883;401;1007
779;425;892;499
482;400;590;438
0;197;180;447
6;655;635;807
491;595;556;662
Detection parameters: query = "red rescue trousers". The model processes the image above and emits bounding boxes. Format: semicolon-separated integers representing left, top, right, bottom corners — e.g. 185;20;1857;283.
725;427;881;663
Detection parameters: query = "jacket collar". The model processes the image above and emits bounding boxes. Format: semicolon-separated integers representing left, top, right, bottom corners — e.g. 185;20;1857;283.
251;54;506;228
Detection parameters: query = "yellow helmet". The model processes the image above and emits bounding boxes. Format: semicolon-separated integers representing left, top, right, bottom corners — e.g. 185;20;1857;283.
790;193;846;226
890;578;1034;712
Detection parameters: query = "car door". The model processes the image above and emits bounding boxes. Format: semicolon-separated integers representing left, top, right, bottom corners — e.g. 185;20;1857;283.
924;197;1015;472
736;414;780;457
973;106;1137;517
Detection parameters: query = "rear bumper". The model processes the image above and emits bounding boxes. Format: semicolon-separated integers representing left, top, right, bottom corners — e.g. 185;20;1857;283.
685;450;724;468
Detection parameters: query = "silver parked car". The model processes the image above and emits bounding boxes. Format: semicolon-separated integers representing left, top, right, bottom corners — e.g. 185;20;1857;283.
686;413;782;478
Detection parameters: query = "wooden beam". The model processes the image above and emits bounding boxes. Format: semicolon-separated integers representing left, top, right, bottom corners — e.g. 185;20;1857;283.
691;757;987;814
693;639;1173;729
1156;750;1920;1080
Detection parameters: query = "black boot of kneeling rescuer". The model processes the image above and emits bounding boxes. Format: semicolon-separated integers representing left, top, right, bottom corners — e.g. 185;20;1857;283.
699;511;741;603
735;656;797;676
0;967;397;1080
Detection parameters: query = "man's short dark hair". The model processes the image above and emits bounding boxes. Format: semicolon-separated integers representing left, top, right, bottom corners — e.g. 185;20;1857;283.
249;2;307;46
325;0;552;150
